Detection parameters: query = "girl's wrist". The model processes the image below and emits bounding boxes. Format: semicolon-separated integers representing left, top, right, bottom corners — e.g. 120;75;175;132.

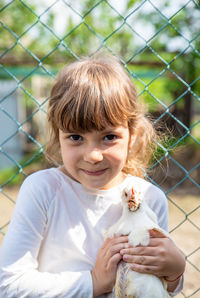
91;270;101;297
165;252;186;283
164;271;184;283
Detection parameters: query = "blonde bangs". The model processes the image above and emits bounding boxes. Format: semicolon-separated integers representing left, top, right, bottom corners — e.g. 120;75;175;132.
54;91;131;134
56;97;126;132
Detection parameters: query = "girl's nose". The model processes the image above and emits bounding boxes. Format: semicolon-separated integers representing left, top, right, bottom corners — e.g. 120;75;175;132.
83;147;103;163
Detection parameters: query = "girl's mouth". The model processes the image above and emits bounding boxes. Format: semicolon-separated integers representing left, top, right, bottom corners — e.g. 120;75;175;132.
82;169;107;176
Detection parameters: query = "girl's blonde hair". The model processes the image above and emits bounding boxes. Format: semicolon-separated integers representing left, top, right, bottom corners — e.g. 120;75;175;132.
46;55;156;177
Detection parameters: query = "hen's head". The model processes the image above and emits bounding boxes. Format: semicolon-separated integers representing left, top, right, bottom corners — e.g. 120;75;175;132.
122;186;142;212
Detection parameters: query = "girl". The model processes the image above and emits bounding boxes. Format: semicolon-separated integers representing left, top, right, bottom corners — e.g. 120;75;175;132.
0;55;185;297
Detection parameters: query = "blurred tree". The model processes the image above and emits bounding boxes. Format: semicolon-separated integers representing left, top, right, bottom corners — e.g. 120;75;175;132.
0;0;55;64
132;0;200;133
1;0;199;133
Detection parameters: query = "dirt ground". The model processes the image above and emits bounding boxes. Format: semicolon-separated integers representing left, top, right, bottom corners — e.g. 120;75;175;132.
0;187;199;297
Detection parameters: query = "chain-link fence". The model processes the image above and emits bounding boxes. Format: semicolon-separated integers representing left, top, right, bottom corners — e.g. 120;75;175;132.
0;0;199;297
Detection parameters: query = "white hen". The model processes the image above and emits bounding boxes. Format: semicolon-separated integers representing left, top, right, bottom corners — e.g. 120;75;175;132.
105;185;171;298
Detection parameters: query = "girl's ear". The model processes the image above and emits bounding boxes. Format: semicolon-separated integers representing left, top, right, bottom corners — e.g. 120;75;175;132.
128;134;135;150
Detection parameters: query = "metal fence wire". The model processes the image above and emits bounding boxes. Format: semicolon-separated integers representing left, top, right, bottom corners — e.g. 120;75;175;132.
0;0;200;297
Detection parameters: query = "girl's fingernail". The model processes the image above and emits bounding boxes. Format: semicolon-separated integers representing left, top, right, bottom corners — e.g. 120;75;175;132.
123;254;128;260
120;249;125;254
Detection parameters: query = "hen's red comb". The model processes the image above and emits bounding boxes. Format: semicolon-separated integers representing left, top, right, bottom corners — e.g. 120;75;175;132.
132;187;135;195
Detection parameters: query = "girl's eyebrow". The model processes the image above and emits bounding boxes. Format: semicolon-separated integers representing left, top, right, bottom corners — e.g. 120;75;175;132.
101;130;117;134
62;129;81;134
102;127;124;134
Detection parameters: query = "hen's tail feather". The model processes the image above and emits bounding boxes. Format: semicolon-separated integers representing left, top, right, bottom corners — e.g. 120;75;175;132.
115;261;130;298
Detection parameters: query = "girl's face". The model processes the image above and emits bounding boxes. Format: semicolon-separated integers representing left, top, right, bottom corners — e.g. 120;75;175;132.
59;125;134;190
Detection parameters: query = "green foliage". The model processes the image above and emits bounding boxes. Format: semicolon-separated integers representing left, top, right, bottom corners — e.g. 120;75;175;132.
1;0;199;67
0;1;37;38
0;167;23;187
0;151;45;187
126;0;140;10
0;0;57;58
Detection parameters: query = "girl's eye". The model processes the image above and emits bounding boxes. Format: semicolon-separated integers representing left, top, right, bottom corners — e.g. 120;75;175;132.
69;135;83;141
104;134;117;141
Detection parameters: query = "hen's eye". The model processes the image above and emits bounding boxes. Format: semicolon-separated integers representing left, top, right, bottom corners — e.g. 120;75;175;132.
124;192;128;197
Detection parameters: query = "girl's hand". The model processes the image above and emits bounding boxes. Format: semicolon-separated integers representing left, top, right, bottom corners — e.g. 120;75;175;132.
91;235;130;297
120;229;185;291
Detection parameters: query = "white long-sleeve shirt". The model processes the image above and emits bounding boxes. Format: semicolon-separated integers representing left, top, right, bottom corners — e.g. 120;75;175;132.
0;168;183;297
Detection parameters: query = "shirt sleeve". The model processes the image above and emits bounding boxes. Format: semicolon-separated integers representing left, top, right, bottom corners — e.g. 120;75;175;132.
0;173;93;298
